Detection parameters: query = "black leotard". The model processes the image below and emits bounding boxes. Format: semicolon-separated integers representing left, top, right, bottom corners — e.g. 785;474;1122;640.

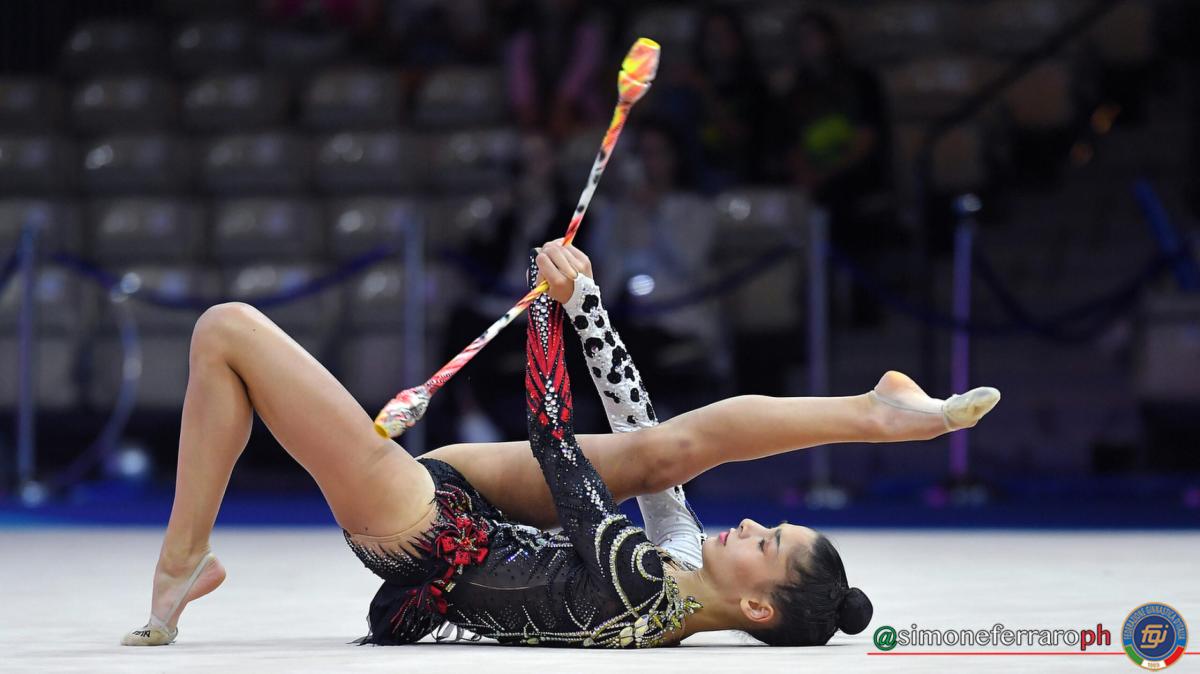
356;255;700;647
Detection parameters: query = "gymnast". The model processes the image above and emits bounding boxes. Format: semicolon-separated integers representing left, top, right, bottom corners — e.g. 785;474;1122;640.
123;241;1000;648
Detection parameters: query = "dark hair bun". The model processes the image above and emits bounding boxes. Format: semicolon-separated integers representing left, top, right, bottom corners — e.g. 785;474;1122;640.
836;587;873;634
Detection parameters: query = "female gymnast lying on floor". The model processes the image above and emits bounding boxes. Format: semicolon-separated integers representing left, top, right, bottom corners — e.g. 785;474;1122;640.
123;241;1000;649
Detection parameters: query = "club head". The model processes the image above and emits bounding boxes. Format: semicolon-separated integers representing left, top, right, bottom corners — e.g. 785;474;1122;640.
617;37;660;104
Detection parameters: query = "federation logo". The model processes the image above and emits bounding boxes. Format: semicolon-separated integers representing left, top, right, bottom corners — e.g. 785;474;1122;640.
1123;603;1187;670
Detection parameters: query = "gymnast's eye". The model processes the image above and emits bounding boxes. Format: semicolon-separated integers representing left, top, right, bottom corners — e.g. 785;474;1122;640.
759;539;765;552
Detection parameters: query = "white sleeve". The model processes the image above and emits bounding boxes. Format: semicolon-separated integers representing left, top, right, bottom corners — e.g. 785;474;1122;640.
562;274;705;569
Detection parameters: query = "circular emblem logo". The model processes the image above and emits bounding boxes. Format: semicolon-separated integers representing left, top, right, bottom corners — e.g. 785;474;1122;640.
873;625;897;651
1123;603;1187;670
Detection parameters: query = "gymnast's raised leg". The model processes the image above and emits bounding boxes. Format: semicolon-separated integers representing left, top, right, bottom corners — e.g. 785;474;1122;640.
426;371;996;529
122;302;435;645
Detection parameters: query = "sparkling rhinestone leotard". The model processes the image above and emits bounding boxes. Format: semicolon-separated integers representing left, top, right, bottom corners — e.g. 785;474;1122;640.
351;254;700;647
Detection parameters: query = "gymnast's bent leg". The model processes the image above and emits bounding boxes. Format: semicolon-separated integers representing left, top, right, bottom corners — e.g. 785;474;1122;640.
122;302;435;646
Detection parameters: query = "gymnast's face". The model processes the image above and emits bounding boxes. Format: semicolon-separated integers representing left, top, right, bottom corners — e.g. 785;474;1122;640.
702;519;818;624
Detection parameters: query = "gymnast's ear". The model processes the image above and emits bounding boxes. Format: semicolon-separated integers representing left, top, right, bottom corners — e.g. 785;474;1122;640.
740;597;775;626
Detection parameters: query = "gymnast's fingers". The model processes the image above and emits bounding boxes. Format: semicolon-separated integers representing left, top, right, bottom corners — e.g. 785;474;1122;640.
536;252;572;303
563;245;593;279
544;243;580;280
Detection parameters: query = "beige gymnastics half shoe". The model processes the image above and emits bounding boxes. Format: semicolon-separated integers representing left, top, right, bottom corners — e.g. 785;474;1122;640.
871;384;1001;432
121;552;217;646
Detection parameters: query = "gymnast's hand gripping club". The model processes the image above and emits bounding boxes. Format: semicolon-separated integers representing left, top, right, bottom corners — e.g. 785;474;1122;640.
374;38;661;439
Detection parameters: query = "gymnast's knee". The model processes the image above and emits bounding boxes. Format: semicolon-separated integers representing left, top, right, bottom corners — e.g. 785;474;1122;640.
638;428;696;494
192;302;262;359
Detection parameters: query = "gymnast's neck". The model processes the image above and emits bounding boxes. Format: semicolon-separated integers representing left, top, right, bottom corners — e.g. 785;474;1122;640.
663;566;749;643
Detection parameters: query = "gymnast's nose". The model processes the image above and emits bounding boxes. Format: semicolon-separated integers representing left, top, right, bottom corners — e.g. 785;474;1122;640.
738;518;762;536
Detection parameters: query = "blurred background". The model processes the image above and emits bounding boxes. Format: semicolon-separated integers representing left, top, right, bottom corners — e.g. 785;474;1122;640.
1;0;1197;528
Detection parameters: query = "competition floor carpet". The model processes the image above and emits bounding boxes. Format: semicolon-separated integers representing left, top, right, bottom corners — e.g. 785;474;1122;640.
3;528;1197;673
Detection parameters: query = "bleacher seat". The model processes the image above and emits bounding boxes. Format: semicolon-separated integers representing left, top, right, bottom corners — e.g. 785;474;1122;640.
1003;61;1076;130
959;0;1074;56
883;57;1002;121
427;129;520;193
87;335;192;411
893;123;988;193
89;199;205;264
182;74;288;131
557;125;606;188
0;335;78;410
346;263;405;329
81;134;189;194
0;200;81;254
413;68;507;128
425;192;508;251
100;264;220;332
71;76;174;133
745;4;805;70
338;333;407;406
212;198;322;261
201;132;309;194
314;131;422;193
259;28;347;75
223;263;336;332
0;267;85;334
61;21;161;75
712;189;809;332
161;0;251;18
302;68;400;130
0;135;75;194
328;197;421;260
1090;1;1154;67
840;2;951;64
627;7;700;61
172;21;253;74
0;78;61;131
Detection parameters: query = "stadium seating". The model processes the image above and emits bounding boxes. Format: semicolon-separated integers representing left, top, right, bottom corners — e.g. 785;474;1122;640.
182;73;289;131
89;198;205;263
71;76;174;133
0;78;61;131
212;198;322;261
81;134;190;194
302;68;401;130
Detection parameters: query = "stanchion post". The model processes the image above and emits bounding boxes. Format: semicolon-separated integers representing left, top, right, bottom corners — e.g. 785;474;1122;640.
808;207;831;484
949;194;979;482
806;206;846;508
402;208;426;455
16;209;44;503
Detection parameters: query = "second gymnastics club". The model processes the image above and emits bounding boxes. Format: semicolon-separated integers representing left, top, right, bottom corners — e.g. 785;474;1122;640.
374;38;661;439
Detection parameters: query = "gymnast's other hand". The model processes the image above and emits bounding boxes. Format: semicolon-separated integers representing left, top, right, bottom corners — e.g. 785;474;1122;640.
536;239;593;304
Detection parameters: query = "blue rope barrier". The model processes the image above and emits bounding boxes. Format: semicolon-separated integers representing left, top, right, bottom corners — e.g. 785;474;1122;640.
1135;179;1200;291
47;246;401;310
0;246;18;297
971;251;1169;343
4;228;1174;345
827;246;1172;340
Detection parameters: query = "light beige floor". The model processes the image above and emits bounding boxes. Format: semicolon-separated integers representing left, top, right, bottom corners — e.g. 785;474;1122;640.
1;528;1197;673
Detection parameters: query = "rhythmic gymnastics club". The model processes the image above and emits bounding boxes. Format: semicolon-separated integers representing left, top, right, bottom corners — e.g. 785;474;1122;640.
374;38;661;439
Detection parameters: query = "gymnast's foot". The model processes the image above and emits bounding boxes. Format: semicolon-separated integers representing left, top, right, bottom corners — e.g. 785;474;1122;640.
869;370;1000;441
122;548;226;646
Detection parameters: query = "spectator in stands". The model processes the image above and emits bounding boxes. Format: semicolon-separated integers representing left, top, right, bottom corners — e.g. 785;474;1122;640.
586;121;729;417
504;0;609;140
686;5;769;192
381;0;493;68
774;10;892;326
261;0;383;70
